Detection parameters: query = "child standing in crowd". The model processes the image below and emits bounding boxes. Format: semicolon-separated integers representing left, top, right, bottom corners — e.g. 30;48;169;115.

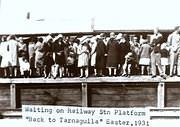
78;37;90;78
19;51;30;78
139;39;151;75
160;42;170;75
18;37;28;77
66;40;76;77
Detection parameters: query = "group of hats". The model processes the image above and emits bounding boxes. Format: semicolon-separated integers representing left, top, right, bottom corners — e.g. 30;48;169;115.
110;32;124;40
78;33;107;44
44;33;63;42
78;35;93;44
44;32;124;44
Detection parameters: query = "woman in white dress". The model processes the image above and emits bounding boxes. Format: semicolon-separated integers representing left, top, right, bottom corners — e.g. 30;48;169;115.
6;35;19;77
78;38;90;78
0;36;10;77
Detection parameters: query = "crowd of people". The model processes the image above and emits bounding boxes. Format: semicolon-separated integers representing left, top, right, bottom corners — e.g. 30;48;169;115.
0;27;180;79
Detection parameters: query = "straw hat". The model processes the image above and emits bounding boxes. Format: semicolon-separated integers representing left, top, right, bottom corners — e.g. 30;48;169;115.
116;33;123;40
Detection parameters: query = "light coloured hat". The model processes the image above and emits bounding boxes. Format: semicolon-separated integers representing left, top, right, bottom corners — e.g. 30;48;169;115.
46;34;52;42
126;52;133;57
133;36;138;40
96;35;101;39
81;39;88;45
57;34;63;38
7;35;16;41
53;34;63;42
79;36;88;42
17;37;24;43
90;36;97;43
1;36;6;41
161;43;167;50
6;35;11;41
110;32;116;38
100;33;105;38
78;36;89;44
116;33;123;40
47;34;52;39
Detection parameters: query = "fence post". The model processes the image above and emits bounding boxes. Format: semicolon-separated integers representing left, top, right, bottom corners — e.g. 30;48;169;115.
10;84;21;109
81;82;88;107
157;82;165;108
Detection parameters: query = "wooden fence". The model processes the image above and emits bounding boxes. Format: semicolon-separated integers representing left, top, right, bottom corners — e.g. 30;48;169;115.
0;76;180;110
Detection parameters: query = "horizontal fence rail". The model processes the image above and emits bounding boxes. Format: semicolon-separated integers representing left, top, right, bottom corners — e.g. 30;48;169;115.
0;76;180;109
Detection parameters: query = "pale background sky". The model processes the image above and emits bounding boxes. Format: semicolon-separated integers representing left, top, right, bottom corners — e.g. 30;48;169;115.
0;0;180;34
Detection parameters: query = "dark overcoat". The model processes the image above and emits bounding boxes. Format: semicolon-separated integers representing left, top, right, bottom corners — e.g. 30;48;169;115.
106;38;119;68
95;39;106;69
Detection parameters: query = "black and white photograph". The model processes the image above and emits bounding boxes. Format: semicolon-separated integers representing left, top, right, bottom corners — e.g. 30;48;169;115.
0;0;180;126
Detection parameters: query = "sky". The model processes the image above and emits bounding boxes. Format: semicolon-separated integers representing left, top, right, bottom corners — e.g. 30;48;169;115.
0;0;180;34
